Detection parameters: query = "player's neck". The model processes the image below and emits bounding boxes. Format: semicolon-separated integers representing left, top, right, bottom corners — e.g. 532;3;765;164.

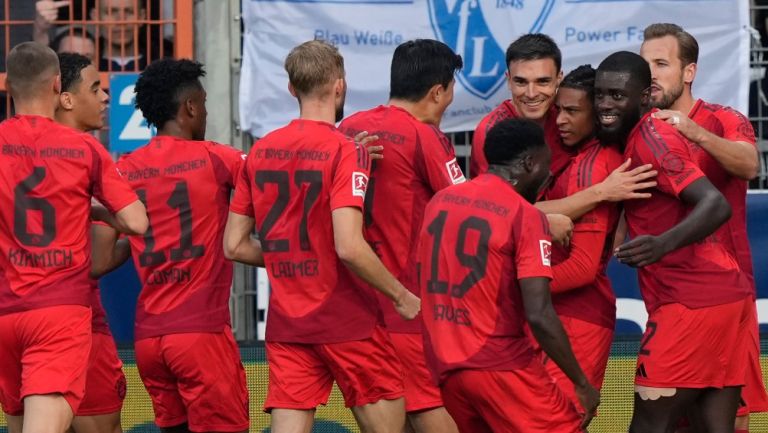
54;112;86;132
669;90;695;115
14;100;55;119
298;99;337;125
158;122;195;140
388;98;440;126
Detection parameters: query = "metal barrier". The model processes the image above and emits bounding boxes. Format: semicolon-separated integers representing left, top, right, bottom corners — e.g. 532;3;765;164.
0;0;194;115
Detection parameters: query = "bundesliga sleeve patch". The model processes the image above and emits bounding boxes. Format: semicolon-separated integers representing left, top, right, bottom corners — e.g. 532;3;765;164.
445;158;466;185
352;172;369;198
539;240;552;267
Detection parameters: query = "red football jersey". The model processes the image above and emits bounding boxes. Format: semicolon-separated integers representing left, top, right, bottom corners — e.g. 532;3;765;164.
623;113;752;313
471;101;571;179
230;119;378;344
418;174;552;383
0;115;138;316
339;105;465;333
117;136;245;339
688;100;756;292
90;280;111;335
545;139;622;329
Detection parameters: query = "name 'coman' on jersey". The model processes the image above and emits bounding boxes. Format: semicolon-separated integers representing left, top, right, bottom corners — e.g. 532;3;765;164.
117;136;245;340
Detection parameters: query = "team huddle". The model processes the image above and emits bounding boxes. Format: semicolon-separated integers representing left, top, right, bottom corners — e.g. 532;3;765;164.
0;21;764;433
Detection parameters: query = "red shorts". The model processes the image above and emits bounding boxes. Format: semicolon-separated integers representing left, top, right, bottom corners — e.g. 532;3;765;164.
737;298;768;416
77;332;126;416
388;332;443;412
265;326;404;411
635;298;750;389
135;328;249;432
542;316;613;412
0;305;92;416
441;361;581;433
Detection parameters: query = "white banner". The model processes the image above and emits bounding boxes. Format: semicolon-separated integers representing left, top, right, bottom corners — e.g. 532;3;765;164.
240;0;749;137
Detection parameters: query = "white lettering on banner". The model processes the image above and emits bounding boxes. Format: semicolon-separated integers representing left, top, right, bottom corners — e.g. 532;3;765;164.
240;0;749;137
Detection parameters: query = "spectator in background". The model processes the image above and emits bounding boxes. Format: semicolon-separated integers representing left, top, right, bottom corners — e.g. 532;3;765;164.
51;26;96;62
33;0;172;72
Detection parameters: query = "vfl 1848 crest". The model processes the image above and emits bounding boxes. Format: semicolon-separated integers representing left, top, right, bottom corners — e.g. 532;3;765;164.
427;0;555;99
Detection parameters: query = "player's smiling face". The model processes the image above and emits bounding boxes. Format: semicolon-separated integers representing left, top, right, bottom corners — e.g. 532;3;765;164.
555;87;595;147
640;35;690;110
507;58;561;121
594;70;646;145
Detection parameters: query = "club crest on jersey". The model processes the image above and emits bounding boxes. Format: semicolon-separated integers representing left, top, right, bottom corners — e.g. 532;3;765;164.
539;240;551;266
427;0;554;99
445;158;466;185
352;172;369;197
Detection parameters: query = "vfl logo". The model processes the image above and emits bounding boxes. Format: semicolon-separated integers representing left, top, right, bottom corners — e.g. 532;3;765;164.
445;158;466;184
352;172;369;198
539;240;551;266
427;0;555;99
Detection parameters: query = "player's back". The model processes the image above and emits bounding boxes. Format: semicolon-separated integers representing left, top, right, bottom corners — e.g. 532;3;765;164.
689;100;755;287
623;114;751;312
0;115;136;315
118;136;244;339
339;105;464;333
242;119;378;343
418;174;552;382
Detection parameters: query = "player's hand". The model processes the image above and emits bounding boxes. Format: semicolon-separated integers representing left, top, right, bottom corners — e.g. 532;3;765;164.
596;159;657;202
546;214;573;247
35;1;70;31
574;381;600;430
354;131;383;160
653;110;705;143
614;235;669;267
394;289;420;320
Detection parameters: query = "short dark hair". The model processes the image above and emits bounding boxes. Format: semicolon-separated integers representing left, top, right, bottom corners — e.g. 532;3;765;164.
505;33;561;72
560;64;596;100
389;39;463;101
58;52;92;93
643;23;699;66
484;118;546;166
6;42;60;99
50;27;96;54
596;51;651;90
135;58;206;128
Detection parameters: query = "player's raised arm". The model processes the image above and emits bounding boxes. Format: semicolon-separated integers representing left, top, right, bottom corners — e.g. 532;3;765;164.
535;159;656;219
332;206;420;320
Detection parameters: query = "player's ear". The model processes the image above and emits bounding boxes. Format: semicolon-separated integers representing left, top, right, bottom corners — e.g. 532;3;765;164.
556;69;564;87
683;62;697;86
59;92;74;111
53;74;61;95
640;87;651;108
288;83;298;98
428;83;443;103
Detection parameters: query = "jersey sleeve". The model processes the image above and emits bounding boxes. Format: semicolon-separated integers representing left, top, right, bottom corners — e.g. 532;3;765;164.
632;119;705;198
330;138;371;211
571;147;622;233
550;230;605;293
470;121;489;178
229;153;255;217
513;204;553;280
208;142;247;189
89;138;138;213
716;106;757;146
417;125;466;192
